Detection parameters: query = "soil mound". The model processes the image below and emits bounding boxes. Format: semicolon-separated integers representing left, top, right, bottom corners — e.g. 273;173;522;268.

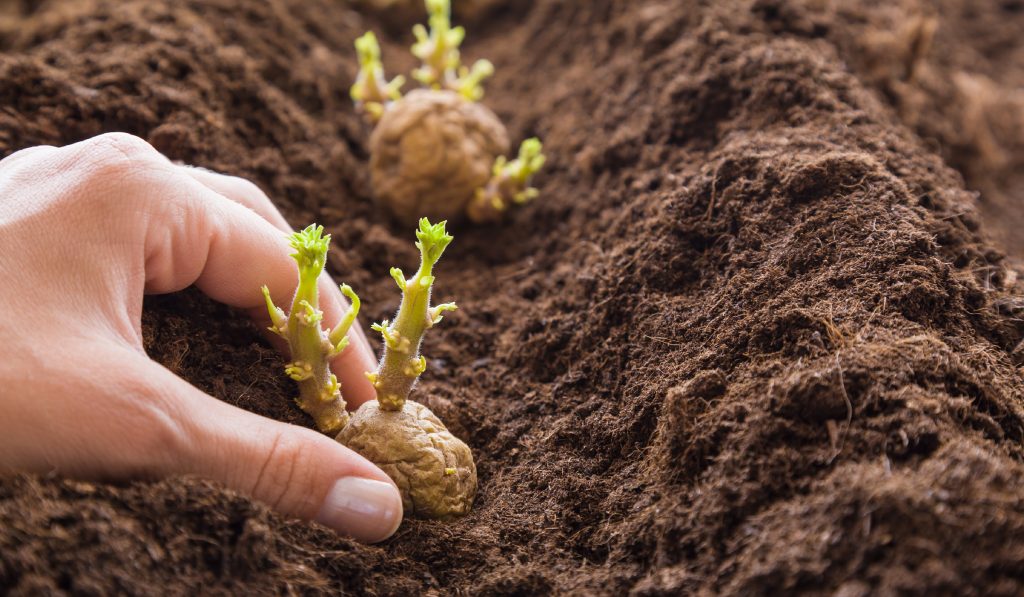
2;0;1024;594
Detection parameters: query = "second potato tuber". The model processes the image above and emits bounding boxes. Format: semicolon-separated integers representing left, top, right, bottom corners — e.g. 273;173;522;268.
351;0;545;225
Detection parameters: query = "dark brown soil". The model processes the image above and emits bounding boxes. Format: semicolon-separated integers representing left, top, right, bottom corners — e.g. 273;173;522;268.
3;0;1024;594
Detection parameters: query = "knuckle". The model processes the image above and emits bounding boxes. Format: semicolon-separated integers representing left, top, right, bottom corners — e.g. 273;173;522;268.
252;428;322;515
72;363;191;478
86;132;157;160
227;175;268;202
41;133;178;213
68;133;162;181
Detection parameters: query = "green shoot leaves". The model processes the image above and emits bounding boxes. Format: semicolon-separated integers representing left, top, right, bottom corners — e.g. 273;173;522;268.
288;224;330;278
390;267;407;291
411;0;465;88
429;302;458;326
328;284;361;357
455;59;494;102
351;31;405;121
262;285;287;335
414;217;454;269
505;137;546;199
353;0;493;121
467;138;547;223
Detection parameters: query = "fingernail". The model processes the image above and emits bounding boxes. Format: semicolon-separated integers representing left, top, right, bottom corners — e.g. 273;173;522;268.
315;477;403;543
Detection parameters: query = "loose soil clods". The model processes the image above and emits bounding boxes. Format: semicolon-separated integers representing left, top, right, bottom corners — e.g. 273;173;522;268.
3;0;1024;594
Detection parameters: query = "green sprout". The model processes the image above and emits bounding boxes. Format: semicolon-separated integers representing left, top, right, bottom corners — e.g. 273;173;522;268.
262;225;360;435
366;218;457;410
467;138;546;223
408;0;493;98
411;0;464;88
351;31;405;122
454;58;494;101
265;219;476;519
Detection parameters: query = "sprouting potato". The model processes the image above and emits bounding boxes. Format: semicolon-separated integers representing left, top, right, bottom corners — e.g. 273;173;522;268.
351;0;545;225
263;218;476;520
346;219;476;517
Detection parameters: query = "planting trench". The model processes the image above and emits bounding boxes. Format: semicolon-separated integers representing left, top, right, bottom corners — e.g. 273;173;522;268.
2;0;1024;594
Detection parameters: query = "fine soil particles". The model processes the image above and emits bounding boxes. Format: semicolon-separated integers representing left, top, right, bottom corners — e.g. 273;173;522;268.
2;0;1024;594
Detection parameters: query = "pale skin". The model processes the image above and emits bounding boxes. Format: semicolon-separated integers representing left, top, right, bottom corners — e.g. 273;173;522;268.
0;133;403;543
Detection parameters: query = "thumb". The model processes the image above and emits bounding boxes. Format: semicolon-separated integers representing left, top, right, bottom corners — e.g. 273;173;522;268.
146;359;404;543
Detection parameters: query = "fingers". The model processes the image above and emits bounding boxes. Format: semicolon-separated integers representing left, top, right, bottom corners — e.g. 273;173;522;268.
160;360;403;543
176;164;379;407
180;165;292;231
3;135;379;407
0;145;57;174
30;133;376;406
1;345;404;542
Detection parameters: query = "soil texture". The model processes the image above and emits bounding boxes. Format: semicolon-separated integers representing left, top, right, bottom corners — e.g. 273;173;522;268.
2;0;1024;594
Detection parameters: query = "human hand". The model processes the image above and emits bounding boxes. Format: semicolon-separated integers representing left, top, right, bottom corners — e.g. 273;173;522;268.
0;133;402;543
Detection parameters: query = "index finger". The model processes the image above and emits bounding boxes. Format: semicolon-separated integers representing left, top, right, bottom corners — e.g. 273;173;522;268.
180;166;379;408
142;166;378;408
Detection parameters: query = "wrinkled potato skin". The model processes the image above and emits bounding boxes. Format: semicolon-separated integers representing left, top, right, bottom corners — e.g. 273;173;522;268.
336;399;477;519
370;89;509;225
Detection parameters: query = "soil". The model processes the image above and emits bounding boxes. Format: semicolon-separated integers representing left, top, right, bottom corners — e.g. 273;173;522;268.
2;0;1024;594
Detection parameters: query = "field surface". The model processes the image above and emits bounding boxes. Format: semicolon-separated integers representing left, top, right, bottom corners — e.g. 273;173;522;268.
2;0;1024;594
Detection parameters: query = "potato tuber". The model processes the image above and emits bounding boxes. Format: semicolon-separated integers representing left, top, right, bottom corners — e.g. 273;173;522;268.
336;399;475;519
370;88;509;225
